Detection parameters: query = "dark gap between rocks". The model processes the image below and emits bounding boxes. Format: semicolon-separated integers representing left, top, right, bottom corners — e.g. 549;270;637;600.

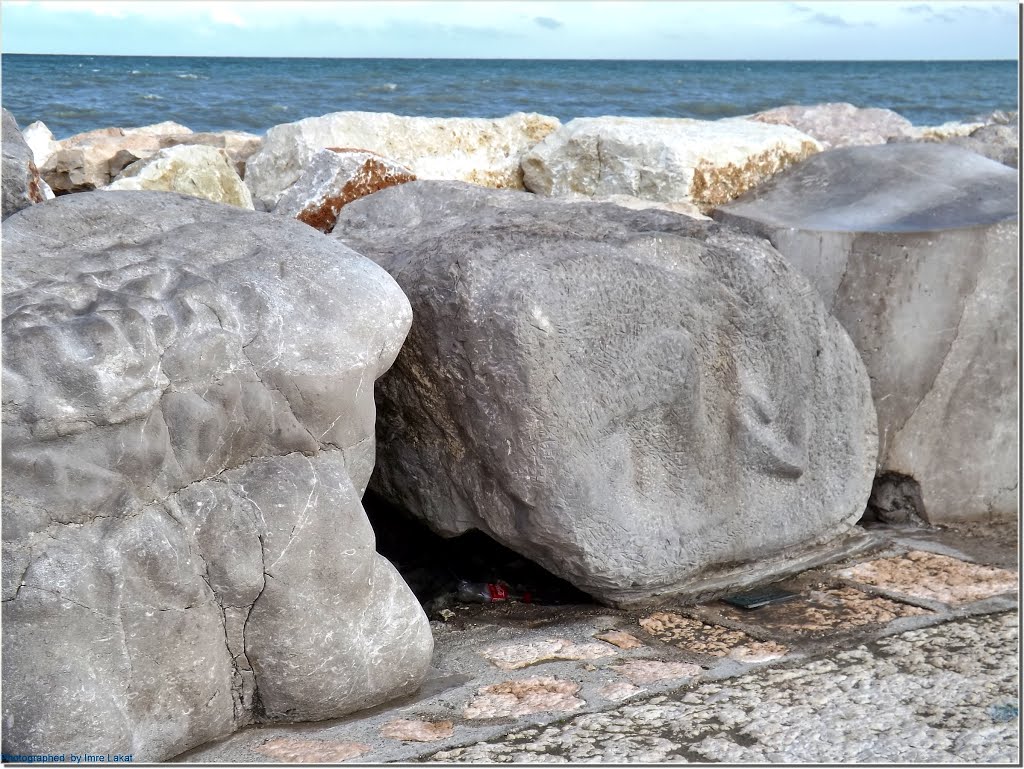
363;490;596;616
859;472;928;528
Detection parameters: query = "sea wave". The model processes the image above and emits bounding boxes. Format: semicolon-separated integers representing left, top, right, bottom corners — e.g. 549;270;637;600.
139;94;163;101
177;73;205;80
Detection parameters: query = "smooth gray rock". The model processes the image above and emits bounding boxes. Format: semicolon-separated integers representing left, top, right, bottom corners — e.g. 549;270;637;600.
2;109;48;219
714;143;1018;524
2;191;432;761
333;180;878;606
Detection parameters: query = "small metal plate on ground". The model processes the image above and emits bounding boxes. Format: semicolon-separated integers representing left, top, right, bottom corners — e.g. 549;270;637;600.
721;587;800;610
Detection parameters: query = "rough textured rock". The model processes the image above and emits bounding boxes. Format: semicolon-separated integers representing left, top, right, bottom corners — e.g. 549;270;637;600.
106;144;255;209
521;117;821;213
274;148;416;232
40;121;194;193
2;109;49;220
714;143;1018;524
158;130;263;178
480;639;617;670
334;180;877;605
244;110;560;209
464;677;585;719
946;123;1019;168
905;120;986;142
21;120;60;167
1;191;432;762
610;660;702;685
743;102;915;148
839;551;1017;605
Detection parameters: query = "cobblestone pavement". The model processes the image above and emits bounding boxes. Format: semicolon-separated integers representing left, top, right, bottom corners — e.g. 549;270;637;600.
176;523;1018;764
428;611;1020;764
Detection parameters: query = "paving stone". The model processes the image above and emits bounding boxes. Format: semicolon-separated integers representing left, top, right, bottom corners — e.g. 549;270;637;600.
480;638;617;670
639;612;789;661
838;550;1018;605
594;630;645;649
380;718;454;742
464;676;586;719
425;613;1018;763
610;660;703;685
596;682;647;701
717;586;930;637
255;738;370;762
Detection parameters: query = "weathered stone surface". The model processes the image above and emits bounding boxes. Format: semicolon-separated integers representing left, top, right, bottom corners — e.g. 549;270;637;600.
256;738;370;762
334;180;877;605
106;144;255;209
639;613;788;661
596;682;646;701
717;587;929;635
905;120;986;142
21;120;60;167
715;143;1018;524
245;110;560;208
2;109;49;219
274;148;416;232
1;191;432;761
945;123;1019;168
521;117;821;212
595;630;644;650
381;719;455;742
464;677;585;719
480;639;617;670
158;130;263;178
610;660;702;685
743;102;915;148
39;121;194;193
838;551;1018;605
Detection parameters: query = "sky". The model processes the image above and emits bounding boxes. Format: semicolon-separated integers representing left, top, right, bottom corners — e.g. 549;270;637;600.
1;1;1019;60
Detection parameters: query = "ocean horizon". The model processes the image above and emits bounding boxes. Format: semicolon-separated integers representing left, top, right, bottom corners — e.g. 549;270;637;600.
2;54;1017;139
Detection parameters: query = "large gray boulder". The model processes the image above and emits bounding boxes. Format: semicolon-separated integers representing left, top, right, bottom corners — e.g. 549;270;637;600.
714;143;1018;524
333;181;878;606
2;191;433;761
2;108;49;219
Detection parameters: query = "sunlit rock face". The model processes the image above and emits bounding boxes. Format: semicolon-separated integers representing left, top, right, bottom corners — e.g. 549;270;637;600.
334;180;877;606
520;116;821;213
1;191;432;762
715;143;1018;524
105;144;255;209
244;110;561;209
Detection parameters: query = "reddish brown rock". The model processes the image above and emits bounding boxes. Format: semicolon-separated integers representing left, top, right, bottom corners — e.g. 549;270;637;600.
273;148;416;233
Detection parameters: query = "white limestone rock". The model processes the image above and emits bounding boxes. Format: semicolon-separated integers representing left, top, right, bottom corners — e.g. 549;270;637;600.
106;144;255;209
740;102;915;148
245;110;560;209
21;121;60;168
521;116;821;213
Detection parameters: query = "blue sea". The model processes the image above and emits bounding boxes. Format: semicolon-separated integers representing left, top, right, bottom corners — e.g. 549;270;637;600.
1;55;1017;140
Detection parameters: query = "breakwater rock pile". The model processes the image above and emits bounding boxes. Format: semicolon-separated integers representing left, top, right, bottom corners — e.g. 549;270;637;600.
1;103;1017;760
